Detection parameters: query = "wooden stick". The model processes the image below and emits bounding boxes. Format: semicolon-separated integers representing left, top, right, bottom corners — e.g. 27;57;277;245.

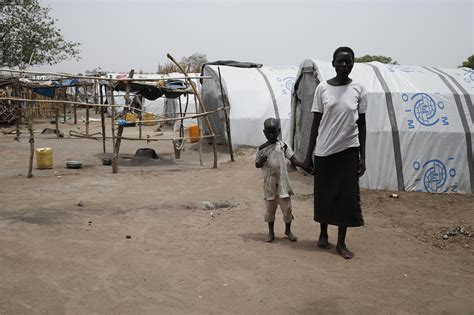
0;68;211;81
218;67;234;162
93;80;99;114
110;87;117;173
112;69;134;173
194;94;203;166
74;86;78;124
57;80;66;123
27;90;34;178
55;107;60;137
138;95;142;139
82;82;90;136
99;84;106;153
176;96;184;159
0;97;228;123
15;80;21;140
69;133;214;141
0;97;146;111
167;53;218;168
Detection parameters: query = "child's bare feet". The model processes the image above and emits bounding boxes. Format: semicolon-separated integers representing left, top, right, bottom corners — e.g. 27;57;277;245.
285;231;297;242
336;245;354;259
265;232;275;242
317;235;330;249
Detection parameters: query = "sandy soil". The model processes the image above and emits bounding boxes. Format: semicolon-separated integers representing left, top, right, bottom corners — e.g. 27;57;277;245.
0;112;473;314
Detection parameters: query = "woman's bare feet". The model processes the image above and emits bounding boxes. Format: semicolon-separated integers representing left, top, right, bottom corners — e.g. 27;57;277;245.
317;235;330;249
336;245;354;259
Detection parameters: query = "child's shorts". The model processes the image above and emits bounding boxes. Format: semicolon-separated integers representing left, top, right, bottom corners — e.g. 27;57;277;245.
265;196;293;223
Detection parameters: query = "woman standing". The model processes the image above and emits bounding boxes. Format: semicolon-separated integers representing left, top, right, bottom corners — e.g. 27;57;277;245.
302;47;367;259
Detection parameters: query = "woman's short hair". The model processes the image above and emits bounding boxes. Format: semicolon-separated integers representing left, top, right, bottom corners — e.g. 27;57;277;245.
333;47;355;61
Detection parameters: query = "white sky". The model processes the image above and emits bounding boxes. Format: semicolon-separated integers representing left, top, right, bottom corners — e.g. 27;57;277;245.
36;0;473;73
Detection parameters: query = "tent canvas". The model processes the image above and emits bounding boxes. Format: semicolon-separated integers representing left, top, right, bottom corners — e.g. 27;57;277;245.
291;59;474;193
143;73;201;127
201;64;298;147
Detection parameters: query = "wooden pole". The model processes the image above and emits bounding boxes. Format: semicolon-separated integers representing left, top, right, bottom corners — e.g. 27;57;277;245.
0;68;211;81
0;97;224;122
93;80;99;114
175;96;184;159
74;86;78;124
110;87;117;171
100;84;106;153
55;107;60;137
166;53;218;168
194;94;203;166
57;80;66;123
83;82;90;136
112;69;134;173
15;79;21;141
218;67;234;162
27;89;34;178
138;95;142;139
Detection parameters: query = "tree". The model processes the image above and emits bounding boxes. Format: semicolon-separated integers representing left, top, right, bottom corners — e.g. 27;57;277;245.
355;55;398;65
459;55;474;69
157;53;208;74
180;53;208;73
0;0;80;69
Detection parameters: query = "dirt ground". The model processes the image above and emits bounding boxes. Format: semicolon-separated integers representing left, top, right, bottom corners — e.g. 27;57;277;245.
0;112;473;314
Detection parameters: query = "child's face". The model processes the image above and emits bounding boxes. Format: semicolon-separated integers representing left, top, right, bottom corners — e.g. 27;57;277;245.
264;126;280;143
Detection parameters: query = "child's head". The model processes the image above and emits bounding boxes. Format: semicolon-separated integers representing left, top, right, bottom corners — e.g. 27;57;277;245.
263;118;280;143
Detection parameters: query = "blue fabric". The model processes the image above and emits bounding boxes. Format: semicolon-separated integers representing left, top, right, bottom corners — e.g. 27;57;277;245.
33;87;55;97
33;79;82;97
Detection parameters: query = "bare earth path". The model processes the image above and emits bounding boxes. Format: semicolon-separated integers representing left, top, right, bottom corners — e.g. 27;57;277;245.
0;118;473;314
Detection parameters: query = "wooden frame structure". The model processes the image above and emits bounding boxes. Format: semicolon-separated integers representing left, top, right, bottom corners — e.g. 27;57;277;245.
0;54;233;177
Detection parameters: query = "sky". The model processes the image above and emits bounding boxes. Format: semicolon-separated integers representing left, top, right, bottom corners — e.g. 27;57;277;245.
36;0;473;74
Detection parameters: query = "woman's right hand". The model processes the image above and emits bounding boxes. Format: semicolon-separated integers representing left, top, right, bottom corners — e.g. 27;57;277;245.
301;159;314;175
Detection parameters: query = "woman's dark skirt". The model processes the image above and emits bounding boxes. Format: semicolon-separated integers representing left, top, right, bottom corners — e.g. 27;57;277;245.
314;147;364;227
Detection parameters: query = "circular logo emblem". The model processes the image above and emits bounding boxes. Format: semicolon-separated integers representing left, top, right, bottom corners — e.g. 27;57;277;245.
412;93;438;126
464;70;474;84
423;159;447;193
283;77;296;91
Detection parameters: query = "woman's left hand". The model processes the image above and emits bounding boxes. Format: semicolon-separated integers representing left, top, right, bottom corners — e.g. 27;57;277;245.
358;159;366;177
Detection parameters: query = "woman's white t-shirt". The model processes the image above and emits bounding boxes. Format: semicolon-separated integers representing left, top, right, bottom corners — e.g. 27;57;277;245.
311;81;368;157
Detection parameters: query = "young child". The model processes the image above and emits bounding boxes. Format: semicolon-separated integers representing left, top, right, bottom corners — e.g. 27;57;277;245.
255;118;302;242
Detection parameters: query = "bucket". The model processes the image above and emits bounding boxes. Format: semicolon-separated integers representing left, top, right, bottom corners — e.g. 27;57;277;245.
143;112;155;126
188;124;200;143
36;148;53;169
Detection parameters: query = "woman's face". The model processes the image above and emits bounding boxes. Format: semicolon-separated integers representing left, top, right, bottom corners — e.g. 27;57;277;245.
333;51;354;78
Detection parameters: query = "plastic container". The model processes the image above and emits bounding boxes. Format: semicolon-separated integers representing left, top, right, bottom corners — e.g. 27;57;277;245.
125;112;137;123
143;112;156;126
188;124;200;143
36;148;53;169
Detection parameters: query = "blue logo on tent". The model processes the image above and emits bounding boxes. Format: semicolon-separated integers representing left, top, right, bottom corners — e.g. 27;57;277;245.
413;158;457;193
284;77;296;91
388;65;414;73
276;76;296;94
463;69;474;84
388;65;424;73
403;93;448;128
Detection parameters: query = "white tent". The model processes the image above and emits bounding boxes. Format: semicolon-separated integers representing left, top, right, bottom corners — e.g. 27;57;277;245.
201;63;298;147
291;59;474;193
